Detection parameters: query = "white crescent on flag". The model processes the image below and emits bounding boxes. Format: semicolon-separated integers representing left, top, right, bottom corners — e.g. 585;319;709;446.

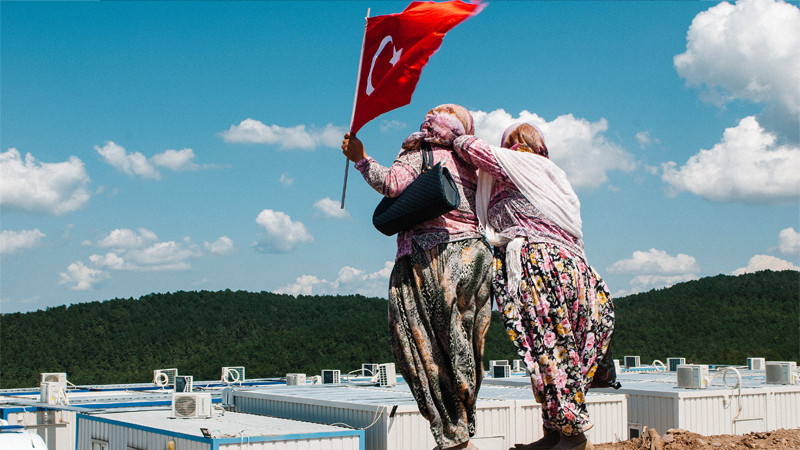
366;35;403;96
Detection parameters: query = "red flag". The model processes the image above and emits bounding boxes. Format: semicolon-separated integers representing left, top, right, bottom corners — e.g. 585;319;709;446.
350;1;483;134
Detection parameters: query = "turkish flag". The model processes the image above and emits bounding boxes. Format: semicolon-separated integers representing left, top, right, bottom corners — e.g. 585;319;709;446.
350;1;483;134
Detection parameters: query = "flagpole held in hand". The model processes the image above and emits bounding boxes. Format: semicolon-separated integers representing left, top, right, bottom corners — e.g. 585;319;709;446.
341;8;370;209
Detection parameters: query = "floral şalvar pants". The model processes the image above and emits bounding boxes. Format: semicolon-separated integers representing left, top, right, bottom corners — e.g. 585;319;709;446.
389;238;492;448
493;241;615;435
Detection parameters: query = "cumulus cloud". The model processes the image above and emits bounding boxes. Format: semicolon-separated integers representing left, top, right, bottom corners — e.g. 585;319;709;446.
151;148;199;171
636;130;659;148
732;254;800;275
205;236;234;255
674;0;800;139
60;228;225;290
313;197;350;219
471;109;636;189
607;248;700;294
95;141;203;179
662;116;800;203
0;229;46;255
0;148;91;215
277;261;393;298
220;119;346;149
96;228;159;249
59;261;110;291
778;227;800;255
95;141;160;179
254;209;313;253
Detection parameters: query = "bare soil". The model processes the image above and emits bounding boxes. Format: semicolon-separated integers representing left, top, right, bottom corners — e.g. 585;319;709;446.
594;428;800;449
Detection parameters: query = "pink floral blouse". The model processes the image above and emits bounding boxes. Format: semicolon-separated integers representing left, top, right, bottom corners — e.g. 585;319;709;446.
453;135;586;261
355;145;483;260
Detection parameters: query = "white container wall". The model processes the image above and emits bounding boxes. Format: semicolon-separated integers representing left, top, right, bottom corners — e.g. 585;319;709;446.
234;385;626;449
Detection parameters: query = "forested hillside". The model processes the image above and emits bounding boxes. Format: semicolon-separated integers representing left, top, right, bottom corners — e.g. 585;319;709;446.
1;270;797;388
610;269;799;364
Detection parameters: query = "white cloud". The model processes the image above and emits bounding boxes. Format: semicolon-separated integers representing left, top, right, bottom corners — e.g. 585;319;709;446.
59;261;109;291
151;148;199;171
205;236;234;255
279;173;294;187
471;109;636;189
674;0;800;138
732;254;800;275
220;119;346;149
662;116;800;203
778;227;800;255
277;274;337;296
0;229;46;254
313;197;350;219
0;148;91;215
277;261;393;298
254;209;313;253
380;119;406;133
608;248;700;294
97;228;159;249
95;141;161;179
636;130;659;148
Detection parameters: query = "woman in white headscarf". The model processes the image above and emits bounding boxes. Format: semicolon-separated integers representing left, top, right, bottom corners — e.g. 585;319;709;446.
453;123;615;450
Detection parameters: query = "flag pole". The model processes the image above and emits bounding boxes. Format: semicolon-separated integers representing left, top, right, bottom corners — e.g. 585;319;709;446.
341;8;370;209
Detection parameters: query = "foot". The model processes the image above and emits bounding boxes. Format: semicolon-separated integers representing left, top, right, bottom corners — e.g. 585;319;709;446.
513;431;561;449
553;433;593;450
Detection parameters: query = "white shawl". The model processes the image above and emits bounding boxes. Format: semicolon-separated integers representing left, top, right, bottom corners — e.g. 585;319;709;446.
476;145;582;294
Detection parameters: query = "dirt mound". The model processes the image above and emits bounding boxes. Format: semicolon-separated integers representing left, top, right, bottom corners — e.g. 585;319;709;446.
594;428;800;449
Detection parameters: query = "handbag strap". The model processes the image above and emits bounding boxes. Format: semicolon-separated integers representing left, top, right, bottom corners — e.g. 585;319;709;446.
421;142;434;172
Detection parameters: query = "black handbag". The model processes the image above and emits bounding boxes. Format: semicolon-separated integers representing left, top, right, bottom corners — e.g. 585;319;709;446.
372;142;461;236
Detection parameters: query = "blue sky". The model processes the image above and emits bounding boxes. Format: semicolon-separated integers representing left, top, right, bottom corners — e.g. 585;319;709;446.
2;0;799;314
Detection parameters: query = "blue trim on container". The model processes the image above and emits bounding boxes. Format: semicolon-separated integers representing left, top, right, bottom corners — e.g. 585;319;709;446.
77;413;364;448
77;414;212;444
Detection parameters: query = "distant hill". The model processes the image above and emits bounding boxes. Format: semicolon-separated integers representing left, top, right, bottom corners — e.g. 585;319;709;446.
610;270;799;365
1;270;797;388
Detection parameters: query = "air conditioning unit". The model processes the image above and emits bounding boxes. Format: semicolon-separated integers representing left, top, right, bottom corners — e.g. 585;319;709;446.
222;366;245;384
40;381;63;405
286;373;307;385
490;360;509;367
748;357;766;371
322;369;340;384
667;357;686;372
765;361;797;385
221;387;235;408
362;363;379;377
175;375;193;393
624;356;640;368
492;364;510;378
40;373;67;391
512;359;525;372
171;393;212;419
153;368;178;387
378;363;397;387
677;364;708;389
